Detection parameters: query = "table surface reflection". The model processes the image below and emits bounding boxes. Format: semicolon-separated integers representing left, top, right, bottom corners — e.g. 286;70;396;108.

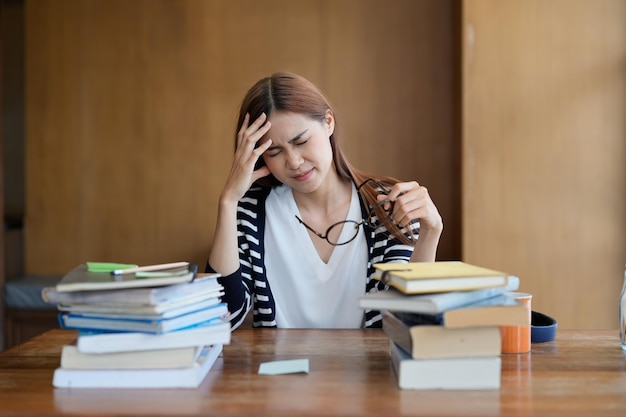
1;328;625;416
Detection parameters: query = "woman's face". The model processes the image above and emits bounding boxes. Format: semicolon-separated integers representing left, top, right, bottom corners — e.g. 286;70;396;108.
261;111;335;193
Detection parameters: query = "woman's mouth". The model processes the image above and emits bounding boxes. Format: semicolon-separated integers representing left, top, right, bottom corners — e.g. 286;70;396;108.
292;169;313;182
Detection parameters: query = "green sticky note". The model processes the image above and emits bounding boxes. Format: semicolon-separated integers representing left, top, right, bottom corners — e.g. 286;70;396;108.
258;359;310;375
86;262;138;273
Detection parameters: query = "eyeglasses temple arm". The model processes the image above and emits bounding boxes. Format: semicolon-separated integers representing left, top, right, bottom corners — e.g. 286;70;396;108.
294;215;326;239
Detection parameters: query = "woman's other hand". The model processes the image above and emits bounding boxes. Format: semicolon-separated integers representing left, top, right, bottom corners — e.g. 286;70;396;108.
380;181;443;234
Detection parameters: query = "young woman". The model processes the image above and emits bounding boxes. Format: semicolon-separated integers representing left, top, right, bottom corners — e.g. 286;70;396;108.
207;72;443;329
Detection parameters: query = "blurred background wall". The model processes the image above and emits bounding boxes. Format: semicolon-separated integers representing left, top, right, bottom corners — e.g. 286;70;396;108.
1;0;625;330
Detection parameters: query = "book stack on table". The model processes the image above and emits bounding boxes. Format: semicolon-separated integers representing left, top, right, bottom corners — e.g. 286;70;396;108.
359;261;526;390
41;262;231;388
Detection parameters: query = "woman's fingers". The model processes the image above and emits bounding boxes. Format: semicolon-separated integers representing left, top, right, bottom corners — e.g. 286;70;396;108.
386;182;442;230
235;113;272;167
236;113;251;147
251;138;272;169
237;113;271;151
223;114;274;203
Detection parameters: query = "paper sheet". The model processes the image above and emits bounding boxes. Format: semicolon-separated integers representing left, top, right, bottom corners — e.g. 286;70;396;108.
258;359;310;375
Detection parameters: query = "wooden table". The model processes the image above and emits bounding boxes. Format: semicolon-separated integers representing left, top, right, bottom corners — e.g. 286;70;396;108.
0;328;625;416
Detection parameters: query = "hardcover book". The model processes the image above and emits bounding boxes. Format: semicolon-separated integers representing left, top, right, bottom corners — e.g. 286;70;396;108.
55;263;198;292
373;261;514;294
393;294;529;328
382;310;501;359
60;343;203;370
359;276;519;314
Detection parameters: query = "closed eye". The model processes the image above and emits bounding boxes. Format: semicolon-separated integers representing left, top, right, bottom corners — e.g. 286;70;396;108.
265;129;309;157
266;140;308;157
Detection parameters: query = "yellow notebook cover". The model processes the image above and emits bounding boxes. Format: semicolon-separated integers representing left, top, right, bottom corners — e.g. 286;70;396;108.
373;261;511;294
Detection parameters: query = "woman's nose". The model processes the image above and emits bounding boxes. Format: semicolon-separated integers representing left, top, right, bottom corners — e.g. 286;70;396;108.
285;149;303;169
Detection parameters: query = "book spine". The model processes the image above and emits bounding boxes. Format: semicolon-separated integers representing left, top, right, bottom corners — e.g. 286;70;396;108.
394;311;444;326
381;311;413;355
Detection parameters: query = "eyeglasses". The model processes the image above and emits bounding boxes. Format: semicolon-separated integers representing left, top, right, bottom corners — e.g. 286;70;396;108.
294;178;395;246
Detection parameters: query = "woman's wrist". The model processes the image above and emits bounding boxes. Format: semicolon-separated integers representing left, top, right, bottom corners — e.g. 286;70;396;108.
218;191;241;212
418;224;443;247
419;215;444;236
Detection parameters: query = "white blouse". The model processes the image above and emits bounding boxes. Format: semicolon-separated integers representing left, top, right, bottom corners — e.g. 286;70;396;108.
264;184;368;328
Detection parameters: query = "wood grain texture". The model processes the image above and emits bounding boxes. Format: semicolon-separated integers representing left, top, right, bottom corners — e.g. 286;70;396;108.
24;0;459;274
1;328;625;416
462;0;626;328
24;0;626;330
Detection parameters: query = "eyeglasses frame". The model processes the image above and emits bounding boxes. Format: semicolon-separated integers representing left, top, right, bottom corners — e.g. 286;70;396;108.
294;178;394;246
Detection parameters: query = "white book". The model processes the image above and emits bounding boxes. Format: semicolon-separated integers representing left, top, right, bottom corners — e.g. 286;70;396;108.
53;344;223;388
359;276;519;314
58;296;224;319
389;341;501;390
42;274;222;305
77;319;231;353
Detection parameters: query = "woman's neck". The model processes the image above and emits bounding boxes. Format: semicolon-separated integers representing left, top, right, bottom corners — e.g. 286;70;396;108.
292;173;352;218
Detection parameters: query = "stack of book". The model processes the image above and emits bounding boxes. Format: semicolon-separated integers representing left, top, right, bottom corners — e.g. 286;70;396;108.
41;261;231;388
359;261;527;390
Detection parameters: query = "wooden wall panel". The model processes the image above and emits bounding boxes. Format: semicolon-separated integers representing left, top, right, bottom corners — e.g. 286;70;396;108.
462;0;626;328
324;1;459;261
24;1;458;274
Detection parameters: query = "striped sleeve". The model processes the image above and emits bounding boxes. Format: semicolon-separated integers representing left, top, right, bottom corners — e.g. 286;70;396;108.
362;221;418;328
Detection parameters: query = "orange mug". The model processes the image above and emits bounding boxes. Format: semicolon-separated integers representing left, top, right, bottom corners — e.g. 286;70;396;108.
500;292;532;354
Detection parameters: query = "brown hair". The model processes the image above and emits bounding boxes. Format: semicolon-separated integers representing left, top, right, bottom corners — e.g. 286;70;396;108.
235;72;413;245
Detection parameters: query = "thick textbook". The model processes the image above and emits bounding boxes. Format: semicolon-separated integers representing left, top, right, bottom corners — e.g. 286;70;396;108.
60;343;202;370
394;294;529;328
53;344;223;388
55;263;198;292
77;319;231;353
59;303;229;333
359;276;520;314
382;311;501;359
373;261;513;294
42;273;221;305
389;341;501;390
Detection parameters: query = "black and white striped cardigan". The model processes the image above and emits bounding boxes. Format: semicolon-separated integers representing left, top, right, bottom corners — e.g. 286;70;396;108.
207;185;416;329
